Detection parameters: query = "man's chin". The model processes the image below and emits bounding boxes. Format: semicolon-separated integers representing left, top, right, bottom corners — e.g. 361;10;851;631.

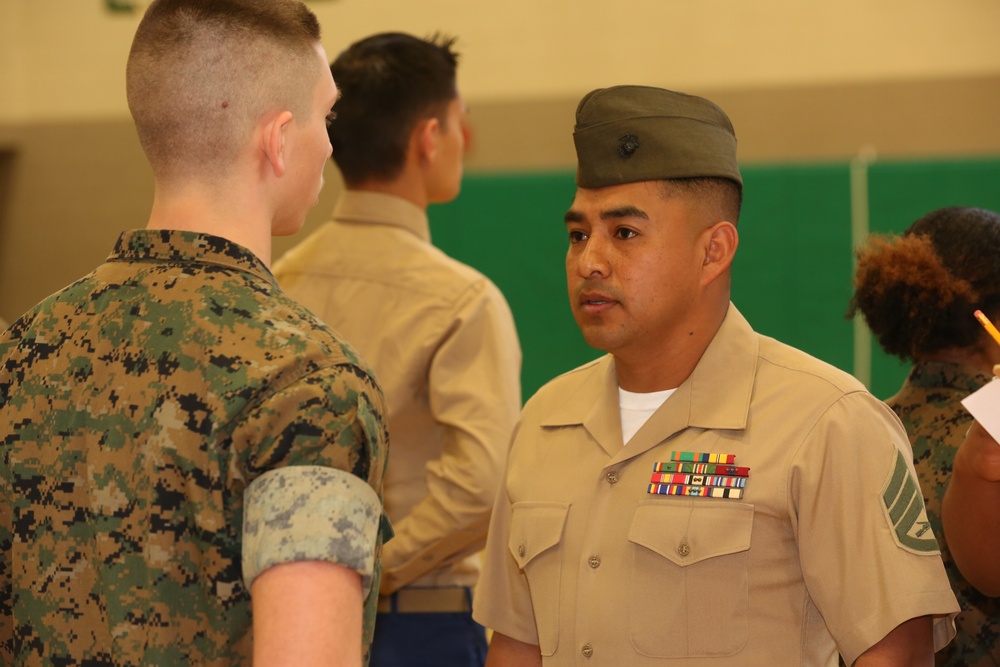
272;219;306;238
576;326;615;354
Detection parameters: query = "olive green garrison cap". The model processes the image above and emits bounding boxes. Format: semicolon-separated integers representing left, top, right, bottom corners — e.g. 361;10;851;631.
573;85;742;189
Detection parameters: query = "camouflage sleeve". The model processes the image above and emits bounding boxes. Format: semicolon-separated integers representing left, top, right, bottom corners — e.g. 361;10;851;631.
231;362;390;597
237;363;387;484
242;465;381;593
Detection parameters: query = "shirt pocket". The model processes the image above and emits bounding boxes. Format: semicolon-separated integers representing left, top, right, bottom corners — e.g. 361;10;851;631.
626;500;753;658
509;502;569;657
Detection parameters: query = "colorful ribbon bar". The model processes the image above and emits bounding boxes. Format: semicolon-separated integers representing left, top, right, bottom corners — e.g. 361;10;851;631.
650;472;747;488
668;451;736;464
647;483;744;499
652;461;750;477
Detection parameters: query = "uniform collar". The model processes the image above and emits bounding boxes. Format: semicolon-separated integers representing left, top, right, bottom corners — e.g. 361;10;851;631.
541;303;757;460
109;229;275;286
902;360;990;395
333;190;431;243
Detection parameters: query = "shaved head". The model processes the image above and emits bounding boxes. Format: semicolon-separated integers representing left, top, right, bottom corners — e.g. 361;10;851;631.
659;177;742;228
126;0;323;184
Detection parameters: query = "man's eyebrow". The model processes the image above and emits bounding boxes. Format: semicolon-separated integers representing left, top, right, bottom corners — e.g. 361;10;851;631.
564;205;649;224
601;205;648;221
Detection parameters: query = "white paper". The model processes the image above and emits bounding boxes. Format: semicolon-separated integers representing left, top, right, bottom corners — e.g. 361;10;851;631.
961;379;1000;443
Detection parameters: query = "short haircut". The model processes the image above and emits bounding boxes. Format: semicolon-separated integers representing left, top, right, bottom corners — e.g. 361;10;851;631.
660;177;743;227
849;206;1000;360
126;0;322;183
328;32;459;186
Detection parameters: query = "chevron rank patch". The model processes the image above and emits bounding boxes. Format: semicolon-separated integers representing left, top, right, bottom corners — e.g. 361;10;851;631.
881;448;939;554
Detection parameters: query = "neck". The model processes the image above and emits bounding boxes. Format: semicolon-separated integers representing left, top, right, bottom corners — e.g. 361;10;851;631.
614;300;729;392
922;340;1000;376
146;179;274;266
351;170;429;211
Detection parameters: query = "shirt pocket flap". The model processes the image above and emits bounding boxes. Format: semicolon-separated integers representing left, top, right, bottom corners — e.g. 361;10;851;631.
627;502;753;567
509;502;570;568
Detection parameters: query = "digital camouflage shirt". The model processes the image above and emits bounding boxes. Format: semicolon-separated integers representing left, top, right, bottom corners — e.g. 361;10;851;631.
887;361;1000;667
0;230;390;666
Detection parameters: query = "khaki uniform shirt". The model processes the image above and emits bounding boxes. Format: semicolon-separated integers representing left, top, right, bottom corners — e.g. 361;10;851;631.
888;362;1000;666
274;191;522;592
0;230;389;665
474;305;958;666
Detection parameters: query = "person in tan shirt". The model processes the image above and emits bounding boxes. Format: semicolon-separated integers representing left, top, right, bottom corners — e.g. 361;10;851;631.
472;85;959;666
273;32;522;667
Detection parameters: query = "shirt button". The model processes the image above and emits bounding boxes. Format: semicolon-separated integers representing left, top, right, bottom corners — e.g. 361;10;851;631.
677;543;690;558
606;471;619;484
582;643;594;658
588;555;601;569
517;544;525;558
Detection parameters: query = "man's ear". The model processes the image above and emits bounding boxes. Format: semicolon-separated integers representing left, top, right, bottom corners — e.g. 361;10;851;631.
415;116;440;164
262;110;294;177
700;221;738;286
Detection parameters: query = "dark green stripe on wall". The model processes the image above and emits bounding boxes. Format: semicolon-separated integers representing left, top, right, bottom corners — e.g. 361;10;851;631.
430;158;1000;403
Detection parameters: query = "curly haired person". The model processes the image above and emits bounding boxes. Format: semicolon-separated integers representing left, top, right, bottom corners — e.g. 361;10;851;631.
850;205;1000;665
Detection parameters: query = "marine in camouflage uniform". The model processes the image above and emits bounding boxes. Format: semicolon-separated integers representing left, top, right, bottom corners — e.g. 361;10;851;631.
888;361;1000;667
0;229;390;665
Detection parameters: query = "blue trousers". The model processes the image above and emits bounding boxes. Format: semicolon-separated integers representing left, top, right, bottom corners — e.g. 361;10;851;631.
369;592;487;667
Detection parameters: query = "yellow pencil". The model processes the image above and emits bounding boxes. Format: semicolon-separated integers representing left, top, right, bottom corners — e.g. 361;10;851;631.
974;309;1000;348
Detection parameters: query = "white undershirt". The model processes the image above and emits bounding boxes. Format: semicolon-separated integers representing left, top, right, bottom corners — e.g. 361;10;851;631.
619;386;676;445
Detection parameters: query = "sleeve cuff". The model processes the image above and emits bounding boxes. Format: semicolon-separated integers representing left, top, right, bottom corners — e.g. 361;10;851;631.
242;465;381;594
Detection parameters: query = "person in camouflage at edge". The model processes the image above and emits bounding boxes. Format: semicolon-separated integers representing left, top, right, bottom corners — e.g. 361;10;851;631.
0;1;390;665
849;206;1000;666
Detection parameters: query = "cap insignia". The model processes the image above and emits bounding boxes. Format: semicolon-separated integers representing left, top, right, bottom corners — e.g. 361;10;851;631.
618;134;640;159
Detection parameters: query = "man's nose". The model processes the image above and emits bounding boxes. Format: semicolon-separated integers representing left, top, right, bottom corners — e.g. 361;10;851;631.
577;234;611;278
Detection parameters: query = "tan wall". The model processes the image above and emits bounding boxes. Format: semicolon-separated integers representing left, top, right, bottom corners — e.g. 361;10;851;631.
3;0;1000;122
2;0;1000;321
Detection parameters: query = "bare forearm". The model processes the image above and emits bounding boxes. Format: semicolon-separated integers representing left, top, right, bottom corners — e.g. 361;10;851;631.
252;560;363;667
852;616;933;666
485;632;542;667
